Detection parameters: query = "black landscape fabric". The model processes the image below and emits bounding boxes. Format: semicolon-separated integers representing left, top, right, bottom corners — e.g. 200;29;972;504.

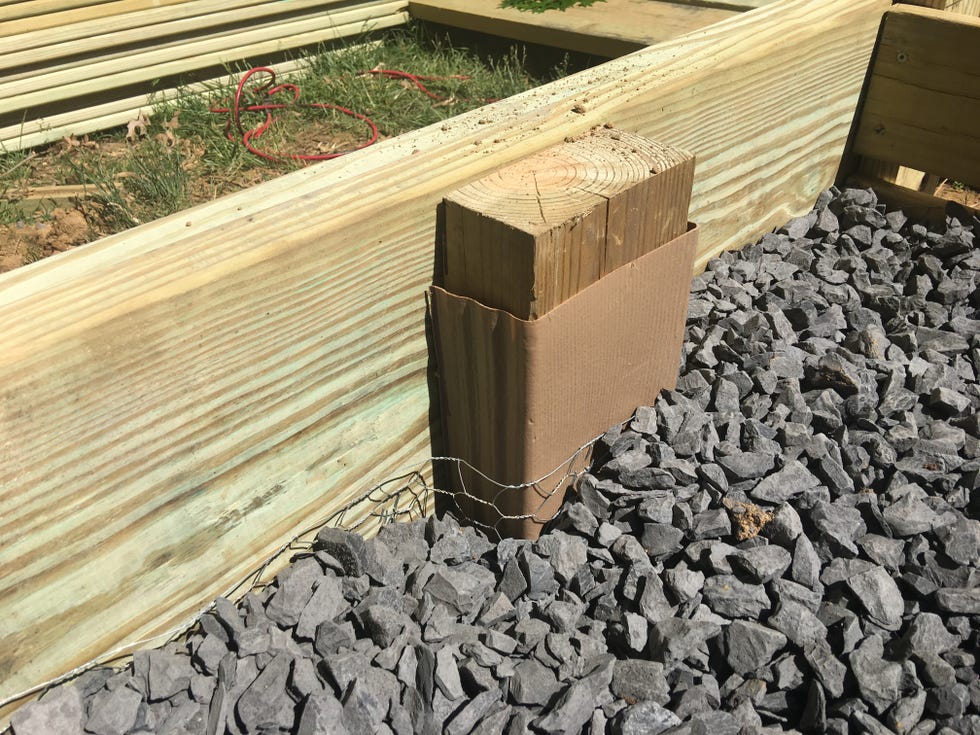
11;187;979;735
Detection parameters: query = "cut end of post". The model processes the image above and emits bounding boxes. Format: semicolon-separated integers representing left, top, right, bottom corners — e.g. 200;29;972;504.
442;126;694;320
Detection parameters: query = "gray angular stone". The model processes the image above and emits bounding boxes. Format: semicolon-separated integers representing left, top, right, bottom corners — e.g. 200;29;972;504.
723;620;788;675
730;544;792;584
702;574;771;618
898;612;960;657
434;645;465;700
424;565;495;617
750;459;821;504
265;556;322;628
535;532;588;583
612;701;681;735
314;620;355;657
342;671;397;734
85;685;142;735
768;600;828;647
532;680;596;734
926;682;970;717
935;517;980;565
470;705;513;735
791;533;822;589
804;639;847;698
934;587;980;614
296;691;348;735
850;635;903;715
142;649;194;702
509;658;559;707
887;689;927;735
883;495;941;537
610;660;669;705
295;574;345;640
11;685;85;735
918;652;956;687
857;534;906;571
518;548;559;601
664;563;704;603
811;500;866;555
692;508;732;539
446;690;501;735
235;652;293;732
648;618;721;663
761;503;803;546
717;451;776;480
640;523;685;557
847;565;905;630
313;527;374;578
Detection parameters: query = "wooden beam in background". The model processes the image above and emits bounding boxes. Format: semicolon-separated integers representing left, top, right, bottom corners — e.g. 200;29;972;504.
0;2;407;106
0;0;889;717
408;0;738;57
853;5;980;187
0;0;187;33
0;0;380;65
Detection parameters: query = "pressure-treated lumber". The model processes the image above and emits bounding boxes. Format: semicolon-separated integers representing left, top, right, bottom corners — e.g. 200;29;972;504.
0;2;407;108
0;1;406;152
443;128;694;319
0;0;381;68
853;5;980;187
0;0;889;719
0;0;127;24
408;0;738;56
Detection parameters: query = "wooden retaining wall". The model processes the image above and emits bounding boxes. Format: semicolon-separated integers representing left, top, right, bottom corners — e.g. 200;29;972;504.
1;0;893;718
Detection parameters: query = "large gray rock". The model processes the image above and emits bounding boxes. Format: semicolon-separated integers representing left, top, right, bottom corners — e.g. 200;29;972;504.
11;686;85;735
84;686;142;735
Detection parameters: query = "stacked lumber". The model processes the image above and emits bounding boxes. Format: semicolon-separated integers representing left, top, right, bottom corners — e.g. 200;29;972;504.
0;0;409;152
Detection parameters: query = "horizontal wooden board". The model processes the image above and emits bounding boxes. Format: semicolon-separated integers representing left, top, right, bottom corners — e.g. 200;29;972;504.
853;5;980;186
0;0;187;34
0;2;407;105
0;0;385;65
0;0;888;718
408;0;737;56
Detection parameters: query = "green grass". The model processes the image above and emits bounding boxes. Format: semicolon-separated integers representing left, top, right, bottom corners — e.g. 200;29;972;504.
501;0;606;12
1;23;567;240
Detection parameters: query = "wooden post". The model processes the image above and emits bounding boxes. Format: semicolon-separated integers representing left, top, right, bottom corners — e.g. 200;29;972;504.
432;128;696;538
443;128;694;319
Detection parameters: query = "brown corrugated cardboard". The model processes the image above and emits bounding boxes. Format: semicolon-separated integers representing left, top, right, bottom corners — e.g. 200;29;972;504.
431;223;697;539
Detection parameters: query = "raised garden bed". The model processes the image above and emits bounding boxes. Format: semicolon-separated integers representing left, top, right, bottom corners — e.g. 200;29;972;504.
1;0;977;728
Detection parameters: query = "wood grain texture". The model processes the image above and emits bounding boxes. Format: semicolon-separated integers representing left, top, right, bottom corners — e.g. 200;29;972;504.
0;0;188;34
853;5;980;187
408;0;737;56
0;0;888;717
0;1;406;153
443;128;693;318
0;0;382;67
0;2;407;107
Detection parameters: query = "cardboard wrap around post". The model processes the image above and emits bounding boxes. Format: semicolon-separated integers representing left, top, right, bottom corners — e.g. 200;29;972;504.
431;223;697;539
